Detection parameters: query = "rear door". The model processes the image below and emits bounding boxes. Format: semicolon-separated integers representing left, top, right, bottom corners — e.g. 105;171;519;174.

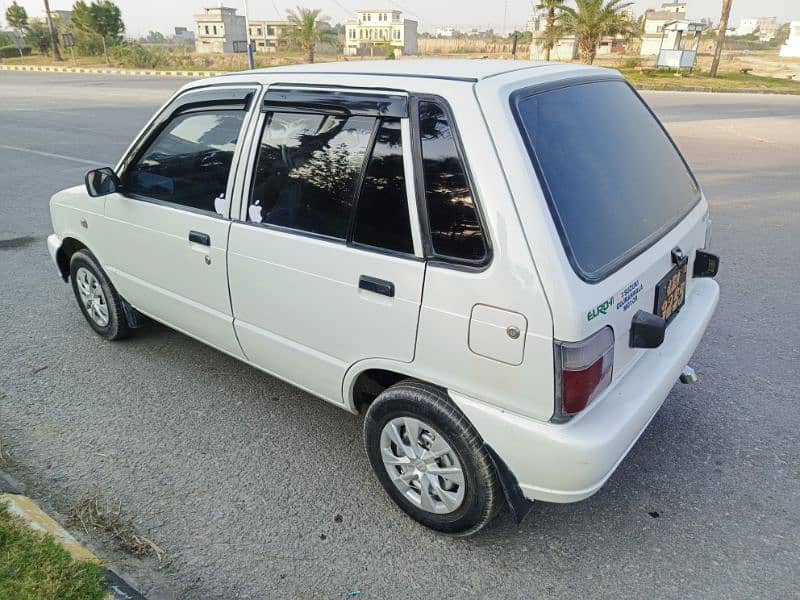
104;86;258;357
227;88;425;402
508;77;708;374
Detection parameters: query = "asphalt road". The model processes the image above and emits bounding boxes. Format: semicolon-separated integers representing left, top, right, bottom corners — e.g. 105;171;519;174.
1;72;798;599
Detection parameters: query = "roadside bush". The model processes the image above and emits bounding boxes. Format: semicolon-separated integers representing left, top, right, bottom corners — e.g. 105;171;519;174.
109;42;169;68
619;56;643;69
0;45;31;58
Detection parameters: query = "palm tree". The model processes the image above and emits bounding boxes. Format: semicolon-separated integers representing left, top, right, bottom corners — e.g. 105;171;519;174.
537;0;565;61
283;7;337;64
709;0;733;77
554;0;636;64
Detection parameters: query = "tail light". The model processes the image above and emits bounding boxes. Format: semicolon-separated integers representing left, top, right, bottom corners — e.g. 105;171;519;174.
553;327;614;421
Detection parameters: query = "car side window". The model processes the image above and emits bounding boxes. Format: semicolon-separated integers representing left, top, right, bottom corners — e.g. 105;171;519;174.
352;119;413;254
122;108;246;214
418;100;486;262
248;112;375;240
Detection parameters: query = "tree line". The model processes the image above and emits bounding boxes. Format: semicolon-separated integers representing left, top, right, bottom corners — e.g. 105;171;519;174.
3;0;124;64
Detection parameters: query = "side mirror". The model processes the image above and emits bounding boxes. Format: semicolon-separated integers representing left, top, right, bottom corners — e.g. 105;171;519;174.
85;167;120;197
629;310;666;349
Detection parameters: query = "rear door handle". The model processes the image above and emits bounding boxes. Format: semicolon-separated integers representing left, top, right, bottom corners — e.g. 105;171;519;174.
189;230;210;246
359;275;394;297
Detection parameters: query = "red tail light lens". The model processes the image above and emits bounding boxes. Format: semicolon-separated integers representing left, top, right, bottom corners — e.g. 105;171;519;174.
555;327;614;419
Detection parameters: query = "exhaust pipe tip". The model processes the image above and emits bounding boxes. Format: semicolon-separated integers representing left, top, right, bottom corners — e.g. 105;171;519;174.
679;365;698;384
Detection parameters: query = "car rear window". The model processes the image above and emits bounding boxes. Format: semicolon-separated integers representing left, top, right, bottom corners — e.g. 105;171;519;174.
513;79;700;281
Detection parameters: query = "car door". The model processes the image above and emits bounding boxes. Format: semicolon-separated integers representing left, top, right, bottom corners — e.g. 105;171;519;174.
227;87;426;402
103;85;259;357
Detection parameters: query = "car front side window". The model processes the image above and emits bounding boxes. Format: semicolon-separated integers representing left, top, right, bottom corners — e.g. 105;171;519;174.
122;108;246;214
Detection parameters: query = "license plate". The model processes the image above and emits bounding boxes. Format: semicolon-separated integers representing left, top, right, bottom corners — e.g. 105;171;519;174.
654;261;688;323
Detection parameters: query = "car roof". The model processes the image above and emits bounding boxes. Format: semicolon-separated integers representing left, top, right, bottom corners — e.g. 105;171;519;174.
240;59;591;83
188;59;620;101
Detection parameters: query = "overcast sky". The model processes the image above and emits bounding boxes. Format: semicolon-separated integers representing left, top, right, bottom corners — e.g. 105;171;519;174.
2;0;797;37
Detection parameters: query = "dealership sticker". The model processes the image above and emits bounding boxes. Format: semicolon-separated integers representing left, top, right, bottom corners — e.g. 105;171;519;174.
615;279;643;312
586;279;643;321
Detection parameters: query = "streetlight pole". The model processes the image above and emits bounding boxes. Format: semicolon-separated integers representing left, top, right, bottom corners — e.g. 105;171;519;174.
243;0;255;69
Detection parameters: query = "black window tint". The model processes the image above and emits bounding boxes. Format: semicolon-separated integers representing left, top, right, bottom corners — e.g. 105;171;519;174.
249;112;375;239
514;80;700;280
353;119;413;254
418;101;485;261
123;109;244;213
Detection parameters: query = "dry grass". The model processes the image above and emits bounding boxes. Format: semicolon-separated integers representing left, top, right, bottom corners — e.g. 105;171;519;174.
0;438;10;469
67;494;165;563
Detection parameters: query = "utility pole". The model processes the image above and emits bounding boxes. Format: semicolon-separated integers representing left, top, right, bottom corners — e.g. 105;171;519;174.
243;0;255;70
43;0;63;61
709;0;732;77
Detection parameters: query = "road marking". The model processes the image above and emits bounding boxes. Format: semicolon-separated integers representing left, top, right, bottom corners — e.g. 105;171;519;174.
0;144;101;166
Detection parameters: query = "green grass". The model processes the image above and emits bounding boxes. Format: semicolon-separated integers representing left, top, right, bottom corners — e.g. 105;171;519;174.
0;501;107;600
619;67;800;94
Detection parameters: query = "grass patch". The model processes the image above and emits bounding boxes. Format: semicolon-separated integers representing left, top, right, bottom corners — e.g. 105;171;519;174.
620;67;800;94
0;500;107;600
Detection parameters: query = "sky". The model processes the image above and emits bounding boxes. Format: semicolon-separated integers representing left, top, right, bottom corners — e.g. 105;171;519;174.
1;0;797;38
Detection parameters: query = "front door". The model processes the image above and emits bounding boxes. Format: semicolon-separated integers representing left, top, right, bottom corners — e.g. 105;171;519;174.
103;86;258;357
227;89;425;402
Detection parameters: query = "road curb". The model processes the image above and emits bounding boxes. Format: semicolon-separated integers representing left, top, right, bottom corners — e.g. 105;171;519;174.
1;491;147;600
631;84;800;95
0;63;222;78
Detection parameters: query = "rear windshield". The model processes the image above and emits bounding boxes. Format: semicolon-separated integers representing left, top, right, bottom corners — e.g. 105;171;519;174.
513;79;700;281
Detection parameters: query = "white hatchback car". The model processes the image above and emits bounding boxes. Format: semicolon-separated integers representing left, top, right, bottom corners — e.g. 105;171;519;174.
48;60;719;535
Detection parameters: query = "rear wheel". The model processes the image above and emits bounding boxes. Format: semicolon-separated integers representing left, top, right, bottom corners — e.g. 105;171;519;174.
69;250;130;341
363;380;502;535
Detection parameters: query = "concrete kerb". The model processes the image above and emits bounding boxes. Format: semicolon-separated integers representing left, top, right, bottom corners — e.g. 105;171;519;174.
0;63;222;78
0;470;146;600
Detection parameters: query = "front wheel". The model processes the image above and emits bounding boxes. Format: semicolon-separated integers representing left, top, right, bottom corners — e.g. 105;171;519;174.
69;250;130;341
363;380;503;535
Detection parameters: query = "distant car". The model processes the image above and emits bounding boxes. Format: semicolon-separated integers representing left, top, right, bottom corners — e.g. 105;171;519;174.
47;60;719;535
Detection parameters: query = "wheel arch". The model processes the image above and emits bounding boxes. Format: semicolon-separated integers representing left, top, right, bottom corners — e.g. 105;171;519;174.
55;236;89;282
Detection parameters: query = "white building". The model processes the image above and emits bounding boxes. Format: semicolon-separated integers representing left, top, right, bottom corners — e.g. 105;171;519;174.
779;21;800;58
641;2;686;56
193;5;247;54
344;9;418;56
435;26;454;38
734;17;779;41
248;20;292;53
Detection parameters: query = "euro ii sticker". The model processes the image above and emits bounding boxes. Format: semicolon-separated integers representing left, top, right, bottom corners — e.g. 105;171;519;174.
586;279;643;321
587;297;614;321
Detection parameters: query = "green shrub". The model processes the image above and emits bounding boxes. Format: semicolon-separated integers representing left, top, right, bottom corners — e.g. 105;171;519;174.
0;45;31;58
109;42;168;68
620;57;643;69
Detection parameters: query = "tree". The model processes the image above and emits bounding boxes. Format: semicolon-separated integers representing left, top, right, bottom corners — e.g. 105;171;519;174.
537;0;565;61
142;30;166;44
5;2;28;58
26;19;53;53
283;6;336;64
551;0;636;64
709;0;732;77
43;0;63;60
72;0;125;64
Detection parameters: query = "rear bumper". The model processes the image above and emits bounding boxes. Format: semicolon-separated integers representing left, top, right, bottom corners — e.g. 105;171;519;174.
450;278;720;503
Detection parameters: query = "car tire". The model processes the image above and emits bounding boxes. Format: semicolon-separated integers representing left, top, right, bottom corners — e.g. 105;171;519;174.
69;250;130;341
363;380;503;535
